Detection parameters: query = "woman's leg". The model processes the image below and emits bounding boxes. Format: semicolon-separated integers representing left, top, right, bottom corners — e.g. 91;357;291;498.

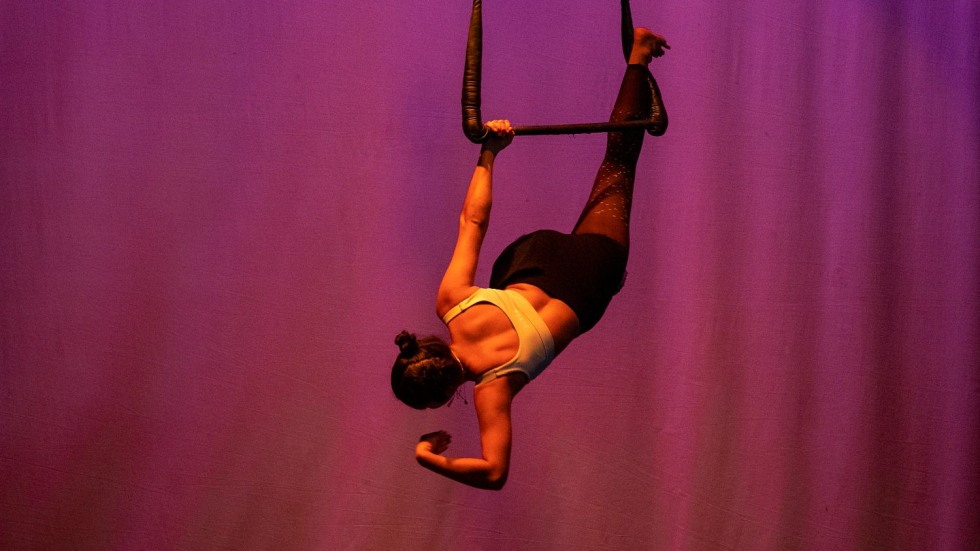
572;29;668;250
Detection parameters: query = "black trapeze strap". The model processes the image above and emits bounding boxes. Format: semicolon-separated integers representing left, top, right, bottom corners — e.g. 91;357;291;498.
461;0;667;143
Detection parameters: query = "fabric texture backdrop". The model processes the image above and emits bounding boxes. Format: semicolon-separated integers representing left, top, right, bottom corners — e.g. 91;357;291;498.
1;1;977;549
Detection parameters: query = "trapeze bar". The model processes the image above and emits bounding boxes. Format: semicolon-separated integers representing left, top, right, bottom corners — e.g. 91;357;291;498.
462;0;665;144
513;120;658;136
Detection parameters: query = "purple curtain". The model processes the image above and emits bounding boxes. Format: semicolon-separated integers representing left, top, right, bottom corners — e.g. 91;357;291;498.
2;1;977;549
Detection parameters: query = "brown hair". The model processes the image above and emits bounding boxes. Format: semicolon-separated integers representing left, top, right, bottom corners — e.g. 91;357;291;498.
391;331;462;409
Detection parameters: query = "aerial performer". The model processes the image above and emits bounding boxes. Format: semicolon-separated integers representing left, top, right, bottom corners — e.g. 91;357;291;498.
391;0;670;490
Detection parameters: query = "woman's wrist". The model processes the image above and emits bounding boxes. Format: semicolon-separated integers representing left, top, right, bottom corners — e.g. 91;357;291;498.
478;148;497;167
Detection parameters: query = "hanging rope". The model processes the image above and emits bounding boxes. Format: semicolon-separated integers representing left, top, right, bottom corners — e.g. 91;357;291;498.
461;0;667;143
461;0;487;142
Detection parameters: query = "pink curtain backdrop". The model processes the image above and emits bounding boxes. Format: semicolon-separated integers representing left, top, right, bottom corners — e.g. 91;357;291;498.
1;1;977;549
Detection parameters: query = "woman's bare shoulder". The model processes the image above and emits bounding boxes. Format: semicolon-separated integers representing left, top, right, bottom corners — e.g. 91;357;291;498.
473;372;525;406
436;284;481;319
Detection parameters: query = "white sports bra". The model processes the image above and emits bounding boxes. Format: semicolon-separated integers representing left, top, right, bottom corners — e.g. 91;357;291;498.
442;288;556;385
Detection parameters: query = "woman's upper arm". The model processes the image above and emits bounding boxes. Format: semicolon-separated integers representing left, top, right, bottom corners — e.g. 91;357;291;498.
436;217;486;315
472;378;519;488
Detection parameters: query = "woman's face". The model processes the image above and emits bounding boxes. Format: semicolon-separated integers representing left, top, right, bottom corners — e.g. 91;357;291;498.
425;370;463;409
425;385;456;409
426;397;450;409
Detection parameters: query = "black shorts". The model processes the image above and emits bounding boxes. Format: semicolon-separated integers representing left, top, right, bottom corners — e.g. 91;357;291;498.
489;230;628;332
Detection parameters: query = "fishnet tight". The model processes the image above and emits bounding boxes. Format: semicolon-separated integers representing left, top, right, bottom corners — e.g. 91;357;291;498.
572;65;654;250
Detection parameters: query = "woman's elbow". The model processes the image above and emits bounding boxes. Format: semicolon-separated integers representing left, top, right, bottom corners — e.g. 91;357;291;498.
460;212;489;232
486;477;506;491
484;467;508;491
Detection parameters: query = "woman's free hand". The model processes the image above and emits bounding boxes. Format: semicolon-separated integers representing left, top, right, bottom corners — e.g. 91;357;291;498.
481;119;514;155
417;430;452;455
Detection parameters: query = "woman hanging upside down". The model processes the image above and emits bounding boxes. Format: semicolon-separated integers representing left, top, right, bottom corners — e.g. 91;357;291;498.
391;28;669;490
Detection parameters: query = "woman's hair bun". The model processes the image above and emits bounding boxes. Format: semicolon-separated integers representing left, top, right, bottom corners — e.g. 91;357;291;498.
395;330;419;356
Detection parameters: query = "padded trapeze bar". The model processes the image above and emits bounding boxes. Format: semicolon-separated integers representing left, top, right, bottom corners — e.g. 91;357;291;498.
462;0;666;143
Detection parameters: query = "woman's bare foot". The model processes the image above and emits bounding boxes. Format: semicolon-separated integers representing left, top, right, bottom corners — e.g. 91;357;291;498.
629;28;669;66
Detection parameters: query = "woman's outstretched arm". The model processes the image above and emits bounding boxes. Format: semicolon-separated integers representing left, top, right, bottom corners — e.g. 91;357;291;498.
414;376;519;490
436;120;514;316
